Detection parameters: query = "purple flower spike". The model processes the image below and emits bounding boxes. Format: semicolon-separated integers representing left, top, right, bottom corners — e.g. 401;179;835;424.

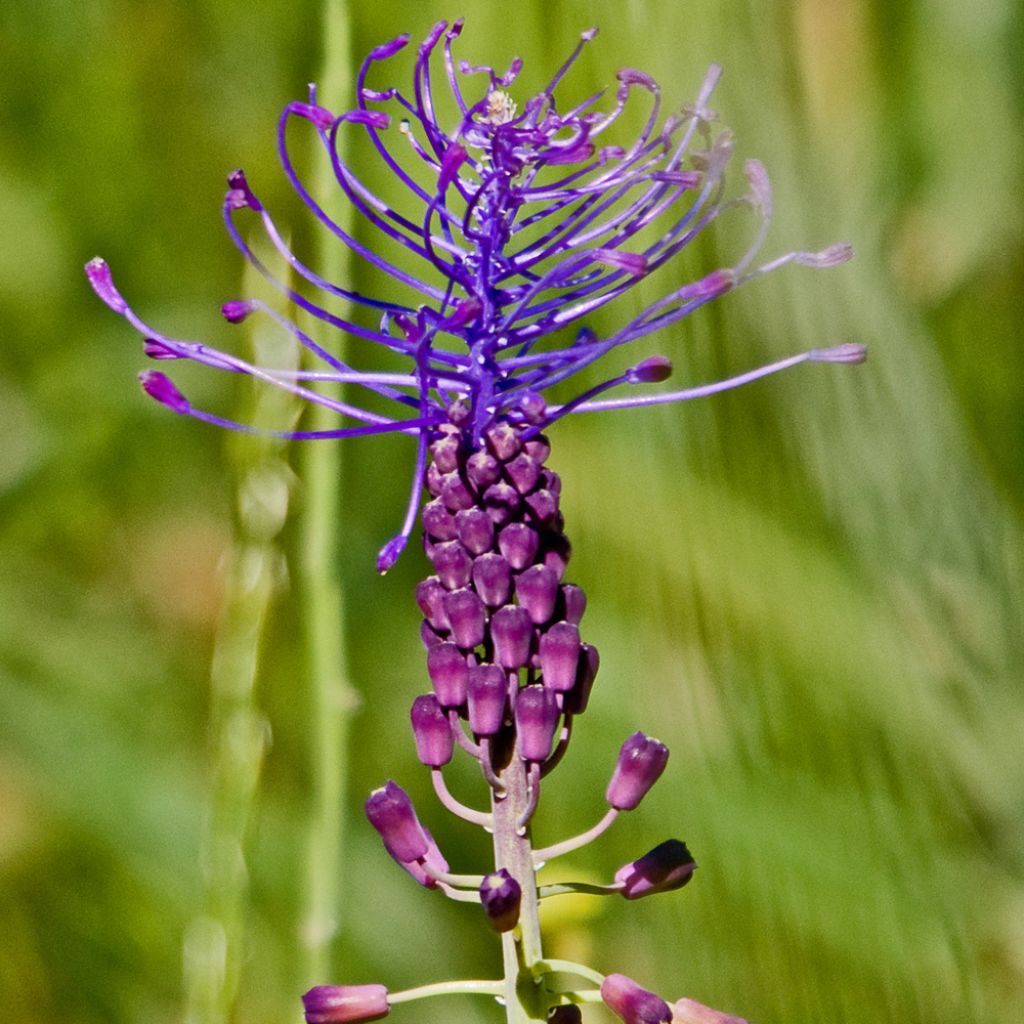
410;694;454;767
539;621;581;692
365;781;428;865
515;685;560;762
492;604;533;669
302;984;390;1024
467;663;508;736
426;642;468;707
615;839;696;899
601;974;672;1024
606;732;669;810
479;868;522;932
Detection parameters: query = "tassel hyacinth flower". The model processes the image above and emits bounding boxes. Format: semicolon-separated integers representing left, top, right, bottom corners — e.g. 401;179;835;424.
88;21;860;1024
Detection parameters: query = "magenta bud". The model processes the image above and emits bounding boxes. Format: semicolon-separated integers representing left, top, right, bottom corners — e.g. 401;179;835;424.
671;999;749;1024
498;522;540;570
515;564;560;625
677;269;734;301
221;299;256;323
541;533;572;579
480;869;522;932
410;694;453;767
615;839;696;899
225;168;262;211
302;984;390;1023
524;488;560;526
426;642;468;706
441;473;475;511
416;576;450;631
601;974;671;1024
538;622;581;692
429;540;472;590
376;535;406;575
344;109;390;129
292;102;336;129
558;584;587;625
466;451;502;489
606;733;669;810
467;663;507;735
442;588;487;649
424;462;445;497
455;507;495;555
143;337;180;360
429;435;461;473
483;482;521;526
84;257;127;313
422;499;458;541
370;34;410;60
522;434;550;462
442;295;482;330
420;621;444;648
516;392;547;425
485;421;522;461
515;685;560;761
439;143;468;189
627;356;673;383
563;643;599;715
472;553;512;607
398;825;449;888
491;604;533;669
504;452;541;494
365;781;428;864
139;371;189;414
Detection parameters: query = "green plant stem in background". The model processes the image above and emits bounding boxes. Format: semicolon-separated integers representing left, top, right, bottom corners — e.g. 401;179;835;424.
300;0;356;985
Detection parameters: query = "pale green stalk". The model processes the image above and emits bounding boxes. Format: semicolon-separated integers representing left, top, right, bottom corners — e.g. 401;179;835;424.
300;0;356;984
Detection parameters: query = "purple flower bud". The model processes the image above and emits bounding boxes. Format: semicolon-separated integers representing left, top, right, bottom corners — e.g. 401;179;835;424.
291;102;337;130
491;604;533;669
441;473;475;511
466;450;502;489
455;507;495;555
472;552;512;607
365;781;428;864
302;984;390;1023
420;621;444;648
548;1008;583;1024
143;337;180;360
558;584;587;625
601;974;672;1024
479;868;522;932
522;434;550;461
541;533;572;580
485;421;522;461
627;356;673;384
504;452;541;494
376;535;407;575
467;663;507;736
422;499;458;541
563;643;599;715
221;299;256;323
515;564;560;625
426;642;468;706
671;998;750;1024
483;482;521;526
524;488;559;526
369;33;409;60
442;588;487;649
517;392;547;425
225;168;262;211
515;685;560;762
415;576;450;631
429;540;472;590
139;371;189;413
424;461;445;497
430;435;461;473
84;257;127;313
615;839;696;899
498;522;540;570
540;468;561;495
606;733;669;810
538;622;581;692
410;694;454;767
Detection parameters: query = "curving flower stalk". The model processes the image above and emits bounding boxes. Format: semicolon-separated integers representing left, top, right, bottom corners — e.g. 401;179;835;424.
88;20;860;1024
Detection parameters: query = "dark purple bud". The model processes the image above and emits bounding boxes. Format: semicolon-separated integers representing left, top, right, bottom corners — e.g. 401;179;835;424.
671;998;750;1024
517;392;547;425
466;450;502;489
422;499;458;541
540;468;561;495
429;435;461;473
226;169;263;211
563;643;599;714
85;257;127;313
425;462;445;497
426;642;468;706
467;663;507;735
539;622;581;692
600;974;671;1024
504;452;541;494
483;482;521;526
491;604;533;669
472;552;512;607
606;733;669;810
515;685;560;761
139;371;189;413
441;473;475;511
410;694;454;767
524;488;559;526
515;564;560;625
615;839;696;899
365;781;428;864
542;533;571;579
523;434;551;462
627;356;673;383
558;584;587;625
442;588;486;649
455;507;494;555
221;299;256;323
429;540;472;590
485;421;522;461
302;984;390;1023
415;576;450;630
479;869;522;932
498;522;540;570
420;621;444;648
548;1008;583;1024
143;337;180;360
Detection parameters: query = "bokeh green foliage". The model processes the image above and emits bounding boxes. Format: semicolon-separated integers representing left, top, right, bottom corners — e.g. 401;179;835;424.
1;1;1022;1023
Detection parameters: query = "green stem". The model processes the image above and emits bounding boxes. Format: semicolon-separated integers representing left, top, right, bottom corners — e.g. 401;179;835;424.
389;980;505;1003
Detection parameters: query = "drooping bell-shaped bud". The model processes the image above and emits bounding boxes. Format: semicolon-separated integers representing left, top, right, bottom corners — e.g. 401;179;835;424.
600;973;672;1024
422;499;458;541
515;564;560;625
429;540;472;590
466;450;502;489
479;868;522;932
483;481;521;526
415;576;450;631
563;643;599;715
485;420;522;461
365;781;428;864
467;663;508;736
426;642;468;706
615;839;696;899
504;452;541;494
302;984;390;1023
491;604;533;669
515;685;560;762
558;583;587;625
606;732;669;810
498;522;540;569
455;507;495;554
472;552;512;607
442;588;487;649
393;825;449;889
410;694;454;767
538;621;581;692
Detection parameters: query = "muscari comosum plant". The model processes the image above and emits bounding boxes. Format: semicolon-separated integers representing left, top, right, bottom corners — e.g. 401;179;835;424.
86;20;862;1024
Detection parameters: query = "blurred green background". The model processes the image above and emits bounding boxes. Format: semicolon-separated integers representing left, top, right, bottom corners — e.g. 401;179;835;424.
1;1;1022;1022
